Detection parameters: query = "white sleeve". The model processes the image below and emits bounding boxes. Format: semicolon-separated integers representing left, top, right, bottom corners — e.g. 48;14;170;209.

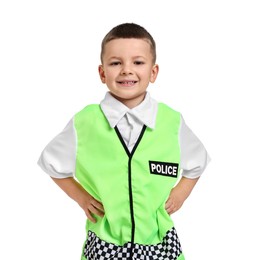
37;117;77;178
179;115;211;179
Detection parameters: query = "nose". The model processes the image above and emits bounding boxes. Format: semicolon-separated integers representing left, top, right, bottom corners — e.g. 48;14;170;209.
120;63;133;75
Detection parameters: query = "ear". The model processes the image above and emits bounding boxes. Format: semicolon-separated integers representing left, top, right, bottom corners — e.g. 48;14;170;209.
150;64;159;83
98;65;106;84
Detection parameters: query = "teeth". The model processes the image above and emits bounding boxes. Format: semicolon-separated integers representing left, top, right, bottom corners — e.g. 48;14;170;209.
122;81;134;84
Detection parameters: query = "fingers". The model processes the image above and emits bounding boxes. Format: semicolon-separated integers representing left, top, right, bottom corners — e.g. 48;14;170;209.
92;199;104;212
165;198;176;215
85;209;96;223
165;204;177;215
165;197;181;215
85;198;105;223
89;204;104;218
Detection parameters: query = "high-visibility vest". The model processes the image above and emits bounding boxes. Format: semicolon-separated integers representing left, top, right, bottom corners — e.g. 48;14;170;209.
75;103;185;260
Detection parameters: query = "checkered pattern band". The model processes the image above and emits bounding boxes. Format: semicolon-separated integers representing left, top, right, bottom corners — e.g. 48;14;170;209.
84;227;182;259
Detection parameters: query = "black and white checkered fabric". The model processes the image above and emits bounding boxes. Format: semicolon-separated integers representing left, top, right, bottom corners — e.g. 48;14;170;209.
84;227;182;259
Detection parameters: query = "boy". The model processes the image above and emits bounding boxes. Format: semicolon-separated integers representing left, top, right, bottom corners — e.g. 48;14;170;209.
38;23;210;260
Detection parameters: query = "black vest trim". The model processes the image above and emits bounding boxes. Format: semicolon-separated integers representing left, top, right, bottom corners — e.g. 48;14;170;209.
114;125;147;259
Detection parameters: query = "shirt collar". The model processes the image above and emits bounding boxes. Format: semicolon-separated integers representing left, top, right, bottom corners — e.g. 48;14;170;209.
100;92;158;129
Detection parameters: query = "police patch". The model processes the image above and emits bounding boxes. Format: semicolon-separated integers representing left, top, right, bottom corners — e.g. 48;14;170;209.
149;161;179;178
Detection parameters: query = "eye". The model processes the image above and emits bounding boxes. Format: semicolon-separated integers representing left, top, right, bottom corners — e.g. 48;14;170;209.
110;61;121;66
134;61;145;65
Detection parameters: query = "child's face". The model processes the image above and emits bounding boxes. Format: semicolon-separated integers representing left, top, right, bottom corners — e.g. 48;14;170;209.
99;38;159;108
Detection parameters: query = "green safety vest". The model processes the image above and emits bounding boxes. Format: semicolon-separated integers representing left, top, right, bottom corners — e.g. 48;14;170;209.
74;103;185;260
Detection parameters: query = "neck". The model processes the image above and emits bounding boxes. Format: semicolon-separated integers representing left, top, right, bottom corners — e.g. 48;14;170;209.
110;93;146;109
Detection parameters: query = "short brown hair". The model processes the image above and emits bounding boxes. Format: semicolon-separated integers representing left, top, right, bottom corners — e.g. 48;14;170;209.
100;23;156;64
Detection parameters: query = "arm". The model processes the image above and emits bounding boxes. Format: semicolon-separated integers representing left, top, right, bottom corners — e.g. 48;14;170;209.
165;114;211;215
38;119;104;222
51;177;104;223
165;176;199;215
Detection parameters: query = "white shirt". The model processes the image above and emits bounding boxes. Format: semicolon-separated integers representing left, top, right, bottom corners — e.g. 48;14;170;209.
38;92;210;179
100;92;157;152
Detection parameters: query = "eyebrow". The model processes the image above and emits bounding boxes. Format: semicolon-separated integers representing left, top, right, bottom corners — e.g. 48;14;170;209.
108;56;146;60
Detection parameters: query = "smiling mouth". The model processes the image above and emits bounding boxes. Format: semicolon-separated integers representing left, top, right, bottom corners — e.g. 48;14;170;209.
117;81;138;86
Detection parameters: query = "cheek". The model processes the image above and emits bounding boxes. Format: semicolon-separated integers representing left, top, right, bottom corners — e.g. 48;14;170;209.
105;74;114;83
145;71;154;81
104;69;116;79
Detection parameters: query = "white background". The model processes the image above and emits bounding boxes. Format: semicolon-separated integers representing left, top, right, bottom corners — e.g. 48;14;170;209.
0;0;254;259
